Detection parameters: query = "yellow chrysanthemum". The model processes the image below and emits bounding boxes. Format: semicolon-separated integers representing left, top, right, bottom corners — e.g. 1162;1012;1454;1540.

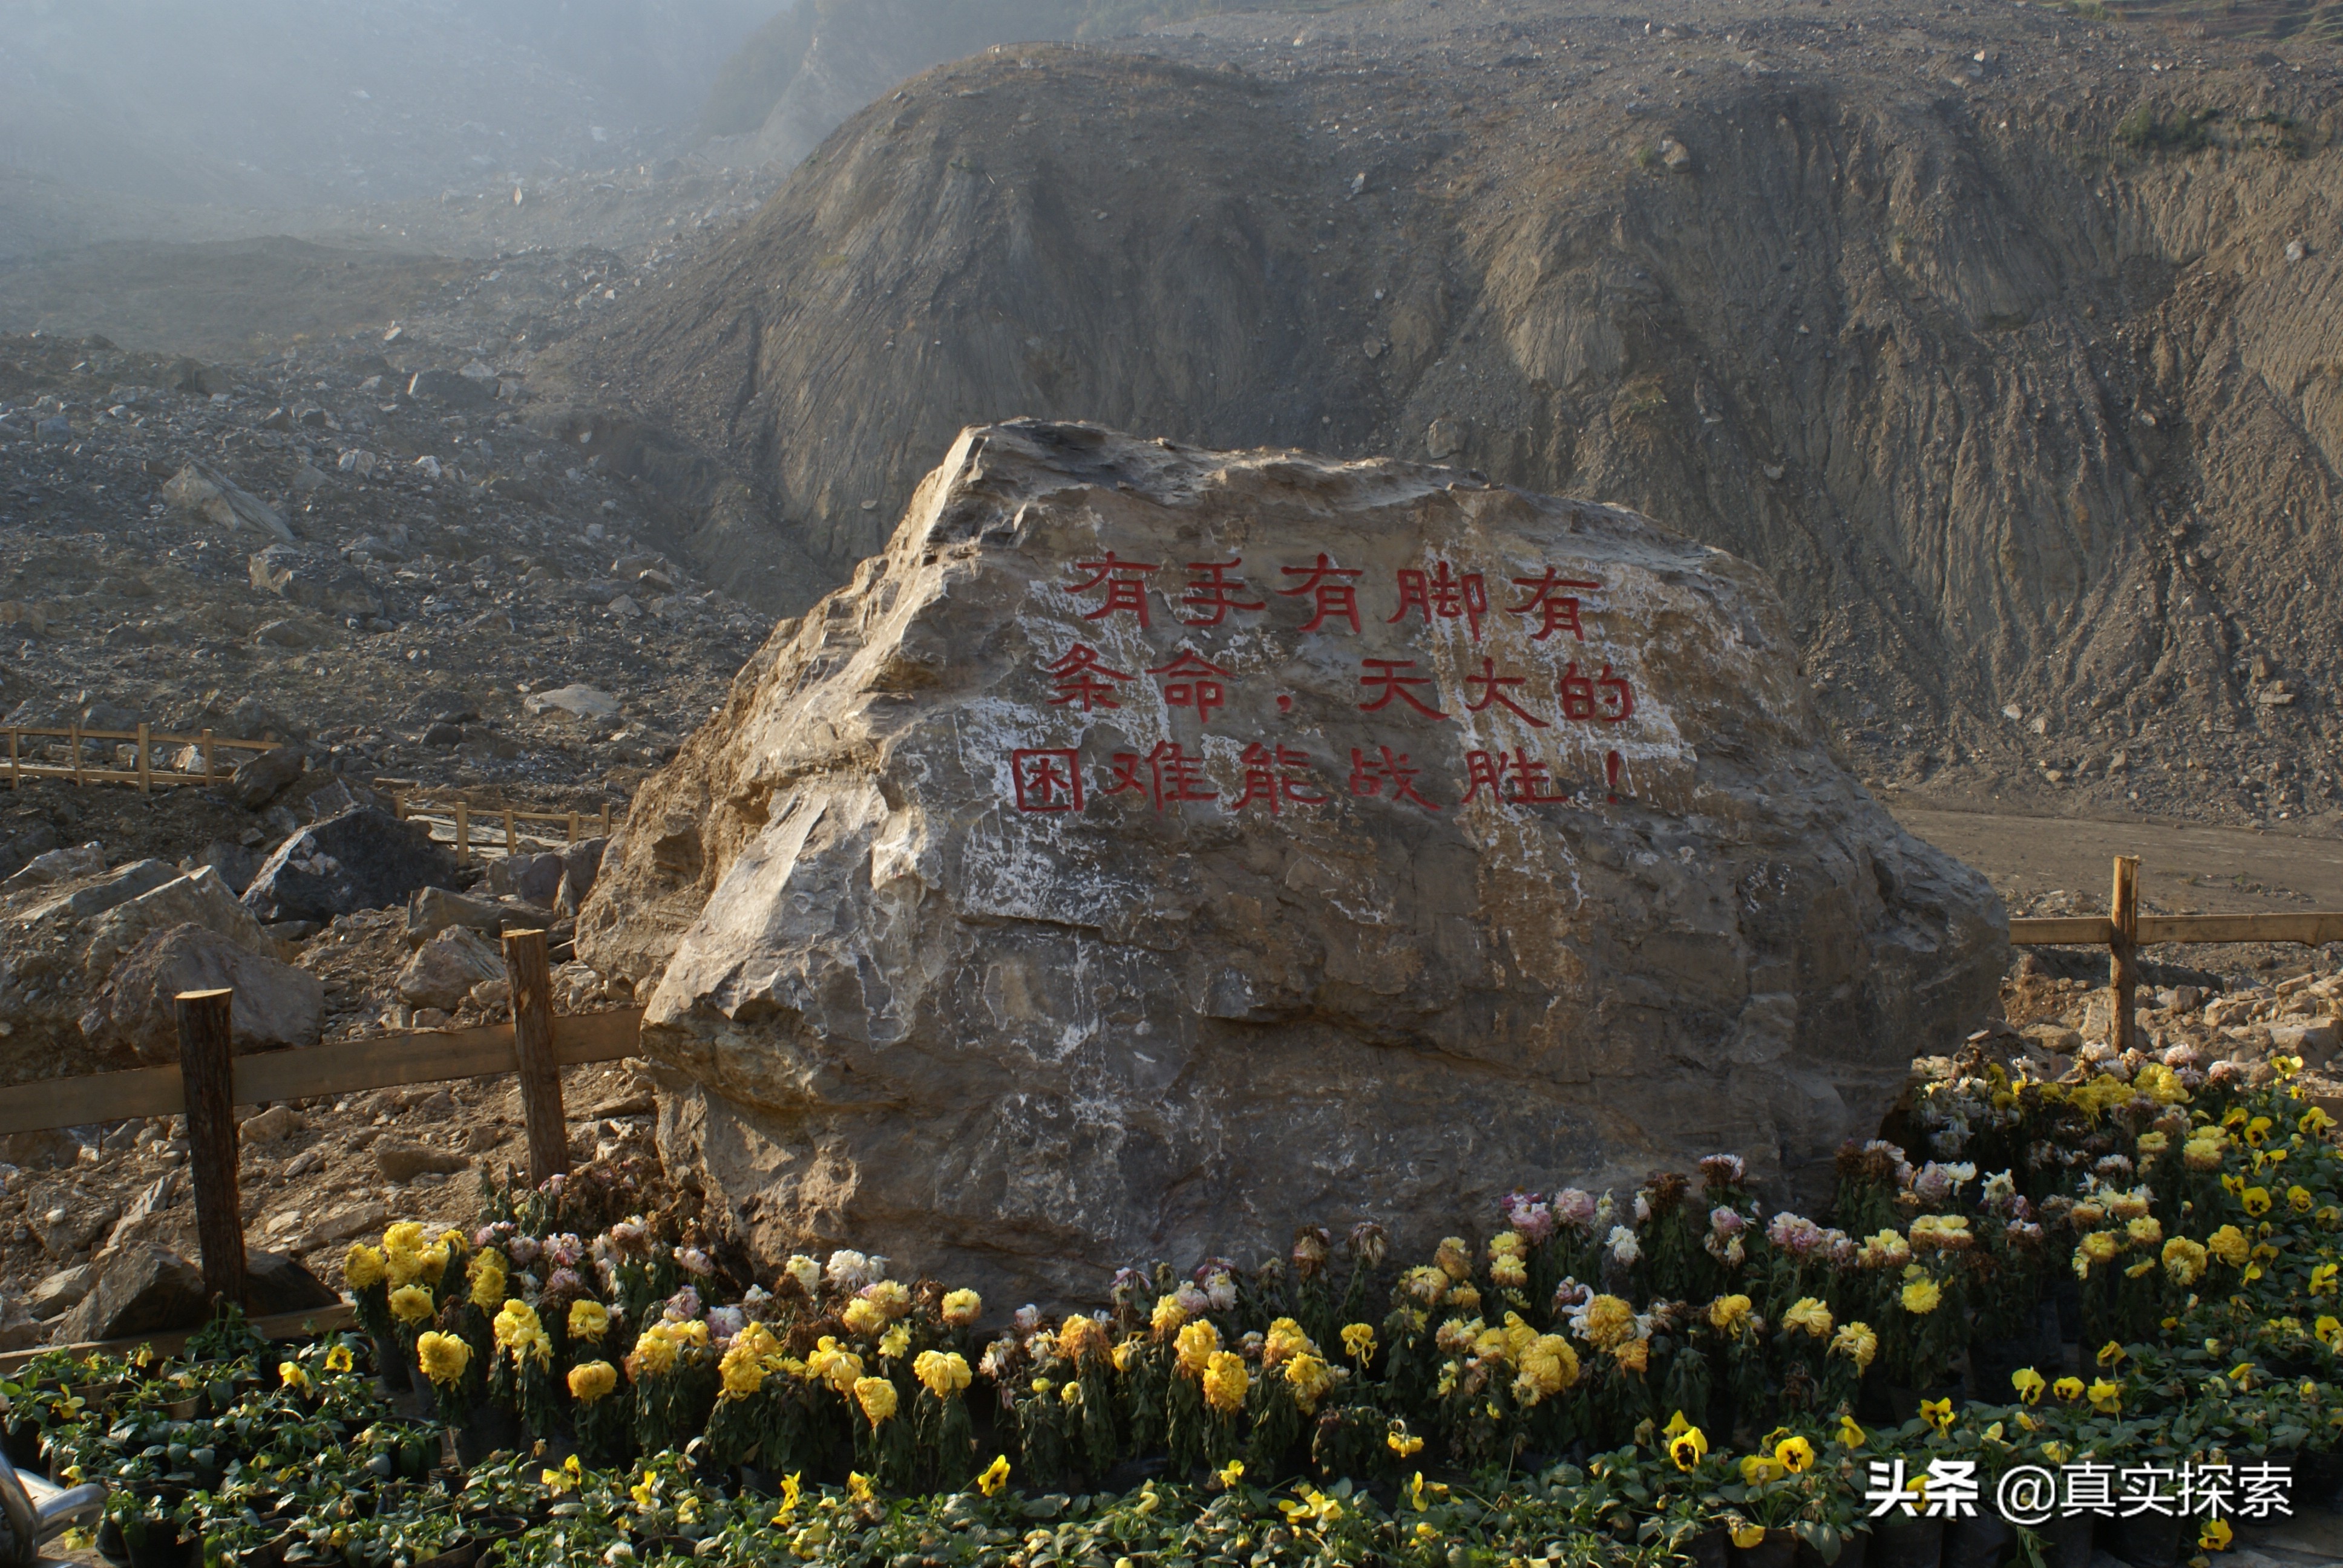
344;1245;386;1290
853;1376;898;1427
914;1350;972;1398
568;1361;618;1405
941;1288;983;1327
568;1299;611;1342
1783;1298;1833;1339
1202;1350;1249;1414
1175;1319;1221;1378
416;1331;471;1387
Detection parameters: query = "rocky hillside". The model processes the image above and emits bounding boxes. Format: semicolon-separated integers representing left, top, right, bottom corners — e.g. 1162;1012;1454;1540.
555;0;2343;829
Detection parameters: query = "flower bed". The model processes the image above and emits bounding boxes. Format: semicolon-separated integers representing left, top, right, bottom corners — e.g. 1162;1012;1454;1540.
7;1052;2338;1568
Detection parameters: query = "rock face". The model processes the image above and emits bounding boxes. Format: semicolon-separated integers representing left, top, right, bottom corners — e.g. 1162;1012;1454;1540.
580;422;2007;1303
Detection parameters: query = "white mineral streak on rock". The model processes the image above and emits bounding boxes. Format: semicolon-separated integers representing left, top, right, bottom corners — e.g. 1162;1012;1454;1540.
580;420;2007;1305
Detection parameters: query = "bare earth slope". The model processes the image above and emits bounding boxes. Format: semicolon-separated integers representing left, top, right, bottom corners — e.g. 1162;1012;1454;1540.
554;0;2343;830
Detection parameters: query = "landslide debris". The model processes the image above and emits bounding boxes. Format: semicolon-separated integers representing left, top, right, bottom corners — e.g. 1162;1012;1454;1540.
556;0;2343;831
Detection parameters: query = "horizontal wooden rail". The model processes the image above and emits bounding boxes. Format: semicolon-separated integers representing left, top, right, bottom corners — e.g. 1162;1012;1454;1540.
4;727;275;751
0;1008;643;1136
0;1302;358;1378
2011;913;2343;947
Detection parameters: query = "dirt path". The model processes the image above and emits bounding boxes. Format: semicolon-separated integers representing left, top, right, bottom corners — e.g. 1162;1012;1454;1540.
1893;803;2343;917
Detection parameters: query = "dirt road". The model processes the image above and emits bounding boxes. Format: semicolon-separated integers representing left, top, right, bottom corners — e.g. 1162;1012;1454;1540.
1893;803;2343;918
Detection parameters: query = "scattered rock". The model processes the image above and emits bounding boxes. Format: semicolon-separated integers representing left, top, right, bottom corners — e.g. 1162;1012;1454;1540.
229;743;306;809
33;1197;122;1258
1;841;104;892
554;837;608;917
161;461;295;545
406;368;496;409
246;1250;338;1315
18;857;179;925
375;1137;470;1183
406;884;507;945
1;1129;78;1169
240;1105;304;1142
241;806;461;924
27;1263;92;1320
2271;1019;2338;1065
396;924;506;1010
79;922;327;1064
523;684;620;722
485;850;565;906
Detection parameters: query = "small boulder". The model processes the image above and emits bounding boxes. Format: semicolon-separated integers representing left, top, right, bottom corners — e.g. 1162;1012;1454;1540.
554;837;608;917
162;462;294;544
407;884;508;944
375;1138;470;1183
397;925;505;1010
230;744;306;809
27;1263;93;1320
2271;1019;2339;1066
246;1250;339;1316
1;1128;77;1169
240;1105;304;1143
406;368;495;409
242;806;461;924
79;923;326;1065
486;851;565;906
32;1198;118;1257
523;684;620;722
18;857;178;926
1;840;103;892
57;1243;207;1342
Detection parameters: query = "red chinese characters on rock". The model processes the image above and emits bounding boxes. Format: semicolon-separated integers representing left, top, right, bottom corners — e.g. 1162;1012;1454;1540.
1063;553;1161;627
1010;748;1084;813
1348;746;1441;812
1461;658;1549;727
1149;648;1234;724
1507;568;1603;643
1558;662;1635;724
1043;644;1134;711
1389;561;1489;639
1179;560;1267;627
1279;554;1363;634
1101;743;1219;812
1461;748;1572;805
1230;743;1327;815
1358;658;1446;719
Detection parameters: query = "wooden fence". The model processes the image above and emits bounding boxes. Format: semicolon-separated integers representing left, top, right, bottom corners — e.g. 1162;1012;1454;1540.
0;929;645;1356
1;723;277;792
0;722;622;860
2008;854;2343;1054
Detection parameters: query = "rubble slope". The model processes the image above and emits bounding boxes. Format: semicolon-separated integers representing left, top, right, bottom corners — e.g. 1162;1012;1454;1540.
559;0;2343;828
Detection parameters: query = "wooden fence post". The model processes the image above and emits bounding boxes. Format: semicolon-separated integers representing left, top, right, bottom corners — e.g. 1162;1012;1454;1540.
2110;855;2141;1055
599;803;611;837
68;720;82;787
137;722;152;795
7;728;17;790
566;811;579;844
455;802;470;858
175;988;247;1308
502;929;569;1187
202;729;215;783
502;807;518;857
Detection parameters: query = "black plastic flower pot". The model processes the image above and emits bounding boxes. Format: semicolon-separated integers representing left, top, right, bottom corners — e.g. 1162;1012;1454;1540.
1685;1527;1732;1568
2034;1515;2095;1568
1732;1533;1801;1568
1941;1510;2014;1568
372;1334;412;1393
1869;1517;1946;1568
1800;1532;1872;1568
2108;1513;2180;1568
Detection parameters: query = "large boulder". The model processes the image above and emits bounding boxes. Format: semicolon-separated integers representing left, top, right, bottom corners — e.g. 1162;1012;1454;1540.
577;421;2007;1304
78;923;325;1064
241;806;460;924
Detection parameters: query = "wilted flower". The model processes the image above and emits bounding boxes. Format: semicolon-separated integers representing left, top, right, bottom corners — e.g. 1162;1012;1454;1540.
824;1250;871;1290
1699;1154;1746;1189
677;1248;713;1276
1555;1189;1598;1229
1291;1227;1331;1277
784;1255;822;1298
1606;1226;1642;1266
1831;1322;1879;1372
1784;1298;1833;1339
1013;1304;1044;1334
1767;1212;1822;1256
1491;1194;1548;1248
664;1285;703;1323
1348;1221;1389;1266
